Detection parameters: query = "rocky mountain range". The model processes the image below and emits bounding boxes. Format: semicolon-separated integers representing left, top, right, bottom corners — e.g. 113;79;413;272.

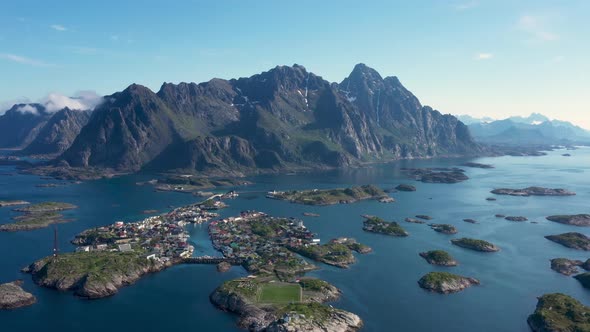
463;113;590;145
0;104;53;149
49;64;481;175
0;64;482;177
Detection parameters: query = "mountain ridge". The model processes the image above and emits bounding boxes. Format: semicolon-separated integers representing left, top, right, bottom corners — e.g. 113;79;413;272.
18;64;483;177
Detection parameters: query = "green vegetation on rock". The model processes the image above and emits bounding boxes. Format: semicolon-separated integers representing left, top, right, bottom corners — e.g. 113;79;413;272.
419;250;458;266
269;185;387;206
363;216;409;237
26;251;164;298
527;293;590;332
451;238;499;252
545;233;590;251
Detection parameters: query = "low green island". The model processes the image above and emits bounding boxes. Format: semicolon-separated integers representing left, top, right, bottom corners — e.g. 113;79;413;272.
0;200;30;207
527;293;590;332
146;174;252;194
547;214;590;227
266;185;389;206
362;216;409;237
451;238;499;252
24;251;171;298
0;201;77;232
429;223;458;234
419;250;458;266
290;238;371;268
545;232;590;251
417;272;479;294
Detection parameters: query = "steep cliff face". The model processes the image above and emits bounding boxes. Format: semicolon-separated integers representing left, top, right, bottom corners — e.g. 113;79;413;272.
19;108;91;156
0;104;52;148
56;64;480;174
60;84;180;170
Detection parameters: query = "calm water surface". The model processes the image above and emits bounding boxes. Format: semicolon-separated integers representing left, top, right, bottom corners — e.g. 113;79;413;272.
1;147;590;332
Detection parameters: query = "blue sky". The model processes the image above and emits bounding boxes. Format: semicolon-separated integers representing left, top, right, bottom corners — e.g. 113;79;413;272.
1;0;589;128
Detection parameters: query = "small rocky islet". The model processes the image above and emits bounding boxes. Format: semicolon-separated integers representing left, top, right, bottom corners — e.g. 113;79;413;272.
463;218;478;224
528;293;590;332
402;167;469;184
395;184;416;192
461;162;494;169
505;216;528;222
405;217;426;224
451;238;500;252
419;250;458;266
429;223;458;234
491;187;576;197
417;272;479;294
547;214;590;227
0;280;36;310
550;258;585;276
545;232;590;251
362;216;409;237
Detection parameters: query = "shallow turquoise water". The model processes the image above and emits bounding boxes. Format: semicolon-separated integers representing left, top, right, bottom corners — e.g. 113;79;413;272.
1;147;589;331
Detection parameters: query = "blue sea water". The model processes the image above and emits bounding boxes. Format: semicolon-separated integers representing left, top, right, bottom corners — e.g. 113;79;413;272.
1;147;590;332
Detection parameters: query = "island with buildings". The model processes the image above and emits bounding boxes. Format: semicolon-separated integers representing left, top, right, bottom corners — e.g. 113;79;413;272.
208;211;367;330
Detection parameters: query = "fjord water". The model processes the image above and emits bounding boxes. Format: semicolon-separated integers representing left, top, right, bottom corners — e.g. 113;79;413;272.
1;148;590;332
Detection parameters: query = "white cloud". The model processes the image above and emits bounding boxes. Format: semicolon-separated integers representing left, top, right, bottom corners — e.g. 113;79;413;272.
476;53;494;60
454;1;478;11
0;53;54;67
518;15;559;42
50;24;67;31
16;104;39;114
42;91;103;112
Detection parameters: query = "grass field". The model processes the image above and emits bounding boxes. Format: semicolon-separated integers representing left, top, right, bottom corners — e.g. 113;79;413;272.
257;282;301;304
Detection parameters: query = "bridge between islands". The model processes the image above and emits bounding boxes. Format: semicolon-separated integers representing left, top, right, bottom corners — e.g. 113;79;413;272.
182;256;244;265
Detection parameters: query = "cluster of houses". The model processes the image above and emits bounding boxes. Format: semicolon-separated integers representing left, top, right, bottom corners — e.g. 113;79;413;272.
165;204;220;225
209;211;320;264
74;215;194;260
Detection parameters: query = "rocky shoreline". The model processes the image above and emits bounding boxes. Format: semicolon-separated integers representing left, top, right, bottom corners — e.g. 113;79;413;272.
418;272;479;294
491;187;576;197
528;293;590;332
419;250;458;266
545;232;590;250
23;252;176;299
210;277;362;332
0;280;36;310
451;238;500;252
546;214;590;227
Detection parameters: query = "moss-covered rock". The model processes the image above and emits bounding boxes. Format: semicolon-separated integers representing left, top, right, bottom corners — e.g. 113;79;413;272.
419;250;458;266
527;293;590;332
418;272;479;294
